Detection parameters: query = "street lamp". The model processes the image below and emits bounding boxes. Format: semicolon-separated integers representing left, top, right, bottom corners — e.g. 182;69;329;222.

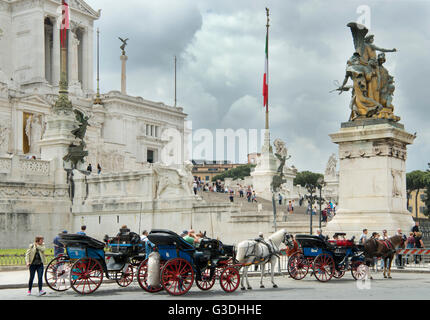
305;183;316;235
316;177;326;229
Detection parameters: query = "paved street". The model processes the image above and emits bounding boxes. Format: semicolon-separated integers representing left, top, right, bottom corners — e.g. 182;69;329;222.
1;272;430;300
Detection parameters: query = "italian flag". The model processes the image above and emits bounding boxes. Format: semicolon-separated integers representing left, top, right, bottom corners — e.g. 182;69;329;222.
60;0;70;49
263;28;269;111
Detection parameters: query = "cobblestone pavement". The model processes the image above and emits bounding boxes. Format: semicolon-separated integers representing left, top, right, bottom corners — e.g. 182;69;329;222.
1;272;430;300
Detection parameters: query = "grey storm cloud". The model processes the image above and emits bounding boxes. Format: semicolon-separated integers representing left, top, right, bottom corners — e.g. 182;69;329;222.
86;0;430;173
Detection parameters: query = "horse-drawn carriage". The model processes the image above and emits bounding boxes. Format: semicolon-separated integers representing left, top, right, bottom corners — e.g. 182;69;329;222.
136;229;240;296
44;231;146;295
287;233;367;282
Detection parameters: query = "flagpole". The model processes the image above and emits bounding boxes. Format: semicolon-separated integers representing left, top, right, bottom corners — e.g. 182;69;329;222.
174;55;177;107
94;27;102;105
265;7;270;131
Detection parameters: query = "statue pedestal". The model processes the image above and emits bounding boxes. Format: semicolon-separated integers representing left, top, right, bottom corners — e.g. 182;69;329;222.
39;109;76;185
251;131;278;201
324;120;416;237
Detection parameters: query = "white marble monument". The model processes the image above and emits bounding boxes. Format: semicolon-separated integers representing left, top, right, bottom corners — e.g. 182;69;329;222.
324;120;416;237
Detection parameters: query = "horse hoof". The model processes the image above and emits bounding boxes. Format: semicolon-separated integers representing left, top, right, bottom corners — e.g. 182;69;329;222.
241;287;246;291
260;285;265;289
247;287;252;290
273;285;278;288
388;276;392;279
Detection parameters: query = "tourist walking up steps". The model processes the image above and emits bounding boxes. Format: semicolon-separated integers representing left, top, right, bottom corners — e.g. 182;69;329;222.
25;236;47;296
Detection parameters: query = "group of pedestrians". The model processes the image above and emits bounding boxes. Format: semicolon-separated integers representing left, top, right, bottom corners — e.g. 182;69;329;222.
359;222;426;270
86;163;102;174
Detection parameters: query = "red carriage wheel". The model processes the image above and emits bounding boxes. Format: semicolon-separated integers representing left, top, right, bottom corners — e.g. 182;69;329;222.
44;256;72;292
196;269;216;291
161;258;194;296
136;259;163;293
116;264;134;287
313;253;335;282
219;267;240;293
70;258;103;295
287;253;309;280
351;261;368;280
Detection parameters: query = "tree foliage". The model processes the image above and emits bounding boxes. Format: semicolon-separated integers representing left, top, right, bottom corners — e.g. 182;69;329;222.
211;164;256;182
293;171;324;188
406;170;430;218
424;164;430;217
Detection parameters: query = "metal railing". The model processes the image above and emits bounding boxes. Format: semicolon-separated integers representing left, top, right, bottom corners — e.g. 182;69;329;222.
0;254;55;266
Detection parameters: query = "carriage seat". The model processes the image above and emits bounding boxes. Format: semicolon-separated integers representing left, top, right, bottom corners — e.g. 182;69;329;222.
295;234;335;250
105;251;125;258
328;240;355;247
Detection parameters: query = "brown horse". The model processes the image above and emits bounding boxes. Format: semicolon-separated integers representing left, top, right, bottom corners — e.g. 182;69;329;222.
363;235;405;279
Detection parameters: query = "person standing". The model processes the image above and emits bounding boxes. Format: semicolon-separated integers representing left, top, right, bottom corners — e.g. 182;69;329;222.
77;225;86;236
25;236;47;296
395;228;407;268
278;193;283;205
359;229;368;245
405;232;415;264
287;201;294;215
97;164;102;174
87;163;92;173
414;231;424;264
53;230;67;257
412;221;419;233
193;180;198;195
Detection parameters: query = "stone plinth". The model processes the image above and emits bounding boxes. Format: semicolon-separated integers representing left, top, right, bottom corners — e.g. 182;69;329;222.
39;109;76;185
251;132;278;201
324;120;416;237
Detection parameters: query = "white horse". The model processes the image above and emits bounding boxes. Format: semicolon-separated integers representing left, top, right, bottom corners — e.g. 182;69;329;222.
236;229;293;290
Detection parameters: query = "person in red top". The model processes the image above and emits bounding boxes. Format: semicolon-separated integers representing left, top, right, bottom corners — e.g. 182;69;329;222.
285;235;299;257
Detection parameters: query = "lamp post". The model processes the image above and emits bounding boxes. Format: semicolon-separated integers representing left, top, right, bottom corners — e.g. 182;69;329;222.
316;177;325;230
305;183;316;235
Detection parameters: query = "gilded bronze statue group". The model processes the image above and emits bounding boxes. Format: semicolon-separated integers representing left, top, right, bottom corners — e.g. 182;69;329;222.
334;22;400;122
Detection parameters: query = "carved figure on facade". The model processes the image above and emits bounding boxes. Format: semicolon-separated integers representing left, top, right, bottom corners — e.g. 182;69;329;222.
153;163;193;199
325;153;337;177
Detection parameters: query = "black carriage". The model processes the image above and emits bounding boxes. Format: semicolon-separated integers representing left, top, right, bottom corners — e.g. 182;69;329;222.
287;233;366;282
136;229;240;296
44;231;145;295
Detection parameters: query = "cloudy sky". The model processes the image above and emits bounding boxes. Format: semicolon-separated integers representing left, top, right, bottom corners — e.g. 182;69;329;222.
85;0;430;173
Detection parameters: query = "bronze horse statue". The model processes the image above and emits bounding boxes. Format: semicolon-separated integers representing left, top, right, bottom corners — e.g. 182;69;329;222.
363;235;405;279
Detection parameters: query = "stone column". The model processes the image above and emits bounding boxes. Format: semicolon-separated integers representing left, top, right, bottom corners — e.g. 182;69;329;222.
121;54;128;95
324;119;416;237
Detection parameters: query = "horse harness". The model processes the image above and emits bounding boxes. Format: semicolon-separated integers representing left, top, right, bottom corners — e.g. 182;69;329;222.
377;238;397;257
243;238;280;266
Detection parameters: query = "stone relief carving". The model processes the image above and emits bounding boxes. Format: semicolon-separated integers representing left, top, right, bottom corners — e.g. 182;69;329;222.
153;162;193;199
0;124;10;153
391;169;402;197
20;159;50;175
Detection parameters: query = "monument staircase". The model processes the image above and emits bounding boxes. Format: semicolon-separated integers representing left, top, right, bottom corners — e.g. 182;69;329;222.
200;190;324;235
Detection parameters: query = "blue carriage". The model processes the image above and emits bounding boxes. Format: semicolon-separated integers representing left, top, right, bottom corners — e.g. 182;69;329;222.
136;229;240;296
44;231;145;295
287;233;366;282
